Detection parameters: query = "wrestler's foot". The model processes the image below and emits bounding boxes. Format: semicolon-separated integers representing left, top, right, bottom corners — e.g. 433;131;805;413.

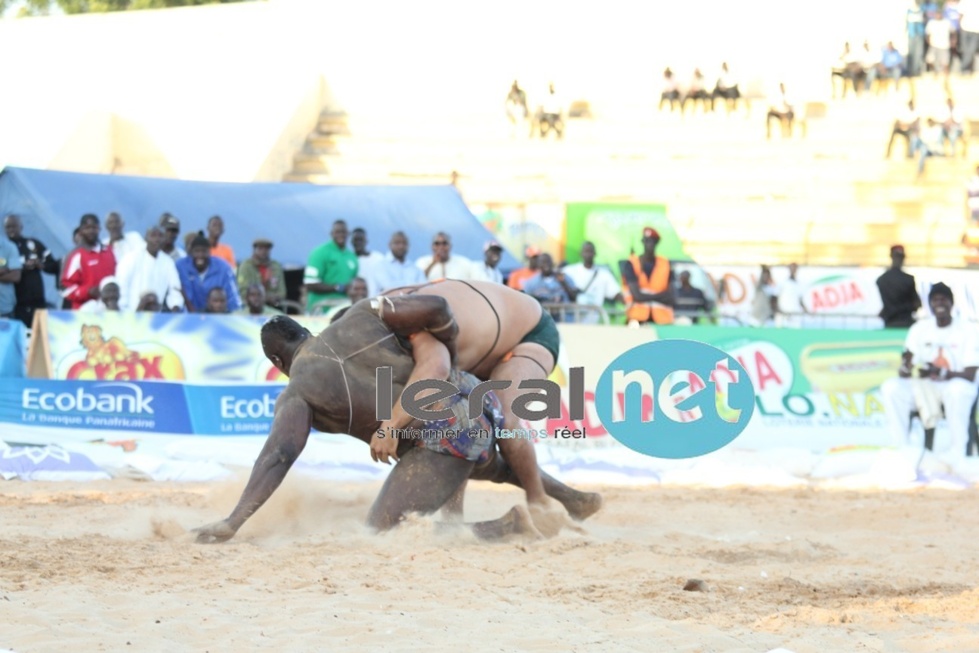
559;491;603;522
508;505;544;540
528;499;585;538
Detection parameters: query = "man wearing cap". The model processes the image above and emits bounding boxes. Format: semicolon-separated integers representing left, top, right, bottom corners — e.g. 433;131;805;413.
3;214;60;327
159;213;187;262
416;231;474;282
471;240;505;284
373;231;426;293
880;282;979;458
237;237;286;309
115;225;184;312
304;219;358;313
61;214;116;311
176;232;242;313
618;227;675;325
877;245;921;328
507;245;541;290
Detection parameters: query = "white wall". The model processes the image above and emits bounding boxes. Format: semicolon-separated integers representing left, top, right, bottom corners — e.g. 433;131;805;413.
0;0;905;181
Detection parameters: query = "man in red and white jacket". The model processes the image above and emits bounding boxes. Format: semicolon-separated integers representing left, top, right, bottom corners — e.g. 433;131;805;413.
61;213;116;310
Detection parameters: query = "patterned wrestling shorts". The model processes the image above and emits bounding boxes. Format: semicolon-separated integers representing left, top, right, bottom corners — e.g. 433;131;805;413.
413;369;503;464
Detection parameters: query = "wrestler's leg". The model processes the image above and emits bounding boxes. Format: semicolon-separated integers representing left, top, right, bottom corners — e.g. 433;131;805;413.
471;450;603;521
440;478;467;522
365;447;539;539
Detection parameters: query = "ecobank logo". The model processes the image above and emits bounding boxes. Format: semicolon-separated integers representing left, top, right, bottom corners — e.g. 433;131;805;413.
595;340;755;458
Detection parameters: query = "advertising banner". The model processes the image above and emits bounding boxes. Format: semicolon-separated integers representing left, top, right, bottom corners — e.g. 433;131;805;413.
564;202;686;266
38;310;329;382
703;264;979;327
537;324;906;452
0;378;284;436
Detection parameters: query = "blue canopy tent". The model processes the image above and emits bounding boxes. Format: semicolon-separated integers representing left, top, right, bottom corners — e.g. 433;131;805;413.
0;167;516;306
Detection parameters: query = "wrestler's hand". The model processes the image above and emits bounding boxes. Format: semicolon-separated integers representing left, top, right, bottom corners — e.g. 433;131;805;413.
371;427;400;465
192;519;238;544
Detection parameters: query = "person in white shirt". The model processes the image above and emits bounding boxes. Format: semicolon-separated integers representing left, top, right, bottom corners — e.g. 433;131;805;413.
766;82;795;139
115;225;184;312
102;212;145;265
79;276;121;313
538;83;564;139
926;12;953;75
880;282;979;458
351;227;387;296
470;240;505;284
775;263;808;328
416;232;473;281
560;241;623;324
886;99;920;159
373;231;426;293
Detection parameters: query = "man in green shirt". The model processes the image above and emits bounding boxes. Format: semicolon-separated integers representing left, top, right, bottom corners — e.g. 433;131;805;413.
304;220;358;313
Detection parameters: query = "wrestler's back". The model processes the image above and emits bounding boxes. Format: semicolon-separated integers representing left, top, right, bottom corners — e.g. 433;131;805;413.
290;302;415;441
385;280;544;377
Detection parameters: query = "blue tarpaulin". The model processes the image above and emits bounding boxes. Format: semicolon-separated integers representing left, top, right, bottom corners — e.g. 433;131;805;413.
0;167;518;273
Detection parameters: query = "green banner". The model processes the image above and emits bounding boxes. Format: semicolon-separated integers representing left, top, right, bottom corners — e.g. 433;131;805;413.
564;202;689;271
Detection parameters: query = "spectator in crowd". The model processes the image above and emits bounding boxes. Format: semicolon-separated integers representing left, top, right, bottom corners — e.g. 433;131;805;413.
880;282;979;457
207;215;236;270
204;287;230;314
877;244;921;328
561;241;623;323
102;212;145;265
60;226;83;309
926;9;953;76
775;262;808;327
711;62;741;114
675;270;712;324
373;231;425;293
507;245;541;290
0;231;23;320
907;0;928;77
886;99;920;159
941;97;965;155
115;225;184;312
304;219;358;313
235;283;282;317
159;213;186;262
523;253;578;321
659;67;681;112
176;232;241;313
832;42;866;97
946;0;964;67
766;82;795;139
236;237;286;309
3;213;59;327
751;264;778;326
61;213;116;310
136;291;161;313
351;227;385;296
538;82;564;139
506;80;529;133
471;240;505;284
183;231;198;256
960;0;979;74
878;42;906;89
681;68;711;114
912;117;947;177
618;227;675;326
416;231;473;281
859;41;882;91
324;277;369;321
79;276;120;313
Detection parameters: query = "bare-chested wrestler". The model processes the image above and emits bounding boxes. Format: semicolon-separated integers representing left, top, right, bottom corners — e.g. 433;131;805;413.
193;288;600;543
369;279;580;529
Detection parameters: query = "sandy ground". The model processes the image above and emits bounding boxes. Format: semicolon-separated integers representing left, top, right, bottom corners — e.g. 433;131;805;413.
1;475;978;653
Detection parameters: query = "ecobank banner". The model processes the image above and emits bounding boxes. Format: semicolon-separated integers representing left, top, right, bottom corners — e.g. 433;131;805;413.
0;318;26;378
0;378;285;436
538;325;905;451
38;311;330;382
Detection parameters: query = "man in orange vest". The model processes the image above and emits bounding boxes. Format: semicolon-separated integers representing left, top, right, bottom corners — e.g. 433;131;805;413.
506;245;541;290
618;226;675;325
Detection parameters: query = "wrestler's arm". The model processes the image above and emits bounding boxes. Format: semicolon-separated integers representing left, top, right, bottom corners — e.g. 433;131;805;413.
375;295;459;363
370;331;451;464
194;392;312;543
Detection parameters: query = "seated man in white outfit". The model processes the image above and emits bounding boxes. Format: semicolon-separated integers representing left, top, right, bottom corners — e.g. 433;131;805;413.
880;282;979;458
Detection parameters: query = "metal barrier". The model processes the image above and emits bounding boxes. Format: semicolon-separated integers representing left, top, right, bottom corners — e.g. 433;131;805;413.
277;299;306;316
540;303;610;324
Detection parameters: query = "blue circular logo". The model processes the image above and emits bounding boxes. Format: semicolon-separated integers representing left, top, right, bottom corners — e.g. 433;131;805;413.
594;339;755;459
